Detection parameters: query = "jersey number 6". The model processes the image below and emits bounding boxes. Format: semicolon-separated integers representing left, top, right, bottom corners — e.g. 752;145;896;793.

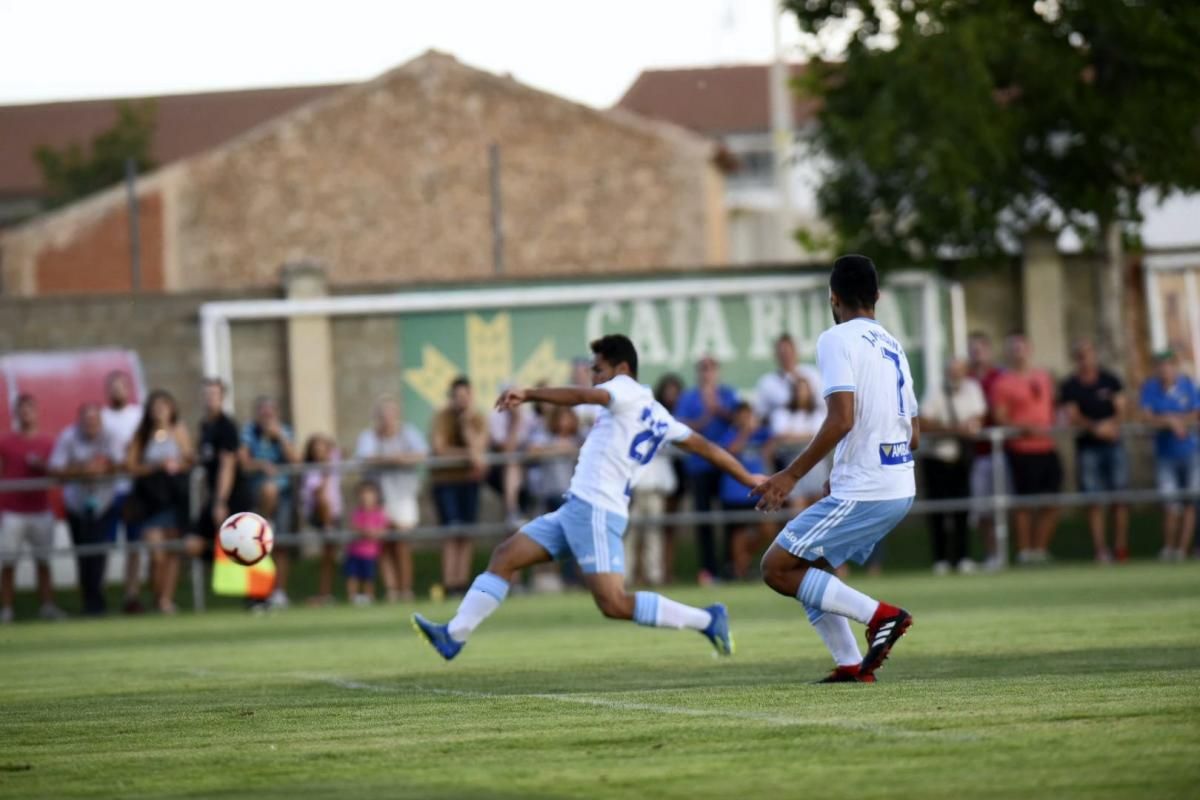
628;407;666;465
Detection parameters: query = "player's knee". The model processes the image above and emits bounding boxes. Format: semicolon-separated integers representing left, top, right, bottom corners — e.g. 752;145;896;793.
486;536;518;573
760;548;792;594
593;589;632;620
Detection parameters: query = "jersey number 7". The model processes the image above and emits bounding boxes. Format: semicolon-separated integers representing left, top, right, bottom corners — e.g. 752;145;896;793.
882;348;906;417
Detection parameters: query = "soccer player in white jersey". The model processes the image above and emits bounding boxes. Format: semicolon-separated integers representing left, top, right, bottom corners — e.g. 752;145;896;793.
752;255;920;683
413;334;765;660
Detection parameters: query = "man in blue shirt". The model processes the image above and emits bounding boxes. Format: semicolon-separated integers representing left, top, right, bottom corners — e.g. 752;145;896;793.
242;396;297;606
1140;351;1199;561
675;356;740;581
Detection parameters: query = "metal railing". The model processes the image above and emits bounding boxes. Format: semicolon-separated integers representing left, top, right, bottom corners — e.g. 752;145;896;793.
0;421;1191;606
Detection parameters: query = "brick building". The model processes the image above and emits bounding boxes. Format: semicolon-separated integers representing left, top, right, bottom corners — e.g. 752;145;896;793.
0;51;728;297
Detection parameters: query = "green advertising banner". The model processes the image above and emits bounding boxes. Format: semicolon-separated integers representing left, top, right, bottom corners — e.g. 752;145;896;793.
398;272;955;430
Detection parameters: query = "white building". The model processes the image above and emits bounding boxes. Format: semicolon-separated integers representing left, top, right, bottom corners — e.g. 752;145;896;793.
618;64;822;266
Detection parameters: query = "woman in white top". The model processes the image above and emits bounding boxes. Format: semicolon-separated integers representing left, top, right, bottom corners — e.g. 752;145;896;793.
354;396;428;602
919;359;987;574
767;377;829;509
126;390;193;614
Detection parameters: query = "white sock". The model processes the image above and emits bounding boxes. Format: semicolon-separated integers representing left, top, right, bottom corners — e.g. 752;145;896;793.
447;572;509;642
633;592;712;630
806;606;862;666
796;569;880;625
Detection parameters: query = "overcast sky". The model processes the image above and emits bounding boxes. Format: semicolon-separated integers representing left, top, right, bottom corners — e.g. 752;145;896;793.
0;0;811;108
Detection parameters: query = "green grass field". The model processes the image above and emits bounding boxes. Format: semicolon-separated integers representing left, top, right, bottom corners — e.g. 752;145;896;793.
3;563;1199;799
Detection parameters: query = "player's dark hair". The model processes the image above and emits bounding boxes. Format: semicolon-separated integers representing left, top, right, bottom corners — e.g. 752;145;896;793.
830;254;879;311
449;375;471;394
590;334;639;378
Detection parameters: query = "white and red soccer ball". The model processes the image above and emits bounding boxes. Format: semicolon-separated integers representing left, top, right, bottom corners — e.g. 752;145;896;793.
218;512;274;566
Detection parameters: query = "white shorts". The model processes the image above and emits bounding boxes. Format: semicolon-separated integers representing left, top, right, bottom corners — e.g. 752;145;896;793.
0;511;56;565
384;496;419;529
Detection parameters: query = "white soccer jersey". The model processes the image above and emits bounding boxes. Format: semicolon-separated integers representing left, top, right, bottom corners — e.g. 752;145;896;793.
817;318;918;501
568;375;693;517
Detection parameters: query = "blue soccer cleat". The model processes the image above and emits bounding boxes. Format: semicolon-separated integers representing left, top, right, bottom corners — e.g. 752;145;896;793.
700;603;734;656
411;612;464;661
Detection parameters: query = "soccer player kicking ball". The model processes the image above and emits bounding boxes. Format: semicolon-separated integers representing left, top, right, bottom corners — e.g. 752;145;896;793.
752;255;919;683
413;334;766;660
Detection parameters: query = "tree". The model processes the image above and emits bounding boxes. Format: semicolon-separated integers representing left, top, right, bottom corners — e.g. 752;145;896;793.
786;0;1200;361
34;100;157;209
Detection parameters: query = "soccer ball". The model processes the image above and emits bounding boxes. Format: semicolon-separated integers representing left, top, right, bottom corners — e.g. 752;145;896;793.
218;512;274;566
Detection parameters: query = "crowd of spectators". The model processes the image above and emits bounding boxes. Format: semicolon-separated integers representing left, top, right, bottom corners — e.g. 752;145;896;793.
1;329;1198;622
927;331;1200;572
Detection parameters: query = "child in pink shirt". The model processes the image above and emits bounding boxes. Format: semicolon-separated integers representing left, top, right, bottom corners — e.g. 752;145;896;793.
346;481;388;605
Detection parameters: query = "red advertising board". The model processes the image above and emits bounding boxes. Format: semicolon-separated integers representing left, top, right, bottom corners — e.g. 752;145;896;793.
0;349;146;437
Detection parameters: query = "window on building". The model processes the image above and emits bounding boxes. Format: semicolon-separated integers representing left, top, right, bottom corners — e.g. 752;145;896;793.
729;150;775;187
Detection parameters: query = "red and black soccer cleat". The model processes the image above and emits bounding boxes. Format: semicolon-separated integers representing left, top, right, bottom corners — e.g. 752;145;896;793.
861;603;913;677
815;664;876;684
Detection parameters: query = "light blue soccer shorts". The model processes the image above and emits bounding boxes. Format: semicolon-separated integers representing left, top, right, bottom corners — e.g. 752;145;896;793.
521;494;628;574
774;494;914;567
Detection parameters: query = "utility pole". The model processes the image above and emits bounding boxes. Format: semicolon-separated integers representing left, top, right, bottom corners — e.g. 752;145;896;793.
124;157;142;292
489;143;505;275
768;2;796;259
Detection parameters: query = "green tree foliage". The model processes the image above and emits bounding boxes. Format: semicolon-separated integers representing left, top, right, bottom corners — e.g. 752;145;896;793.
786;1;1200;265
34;100;157;209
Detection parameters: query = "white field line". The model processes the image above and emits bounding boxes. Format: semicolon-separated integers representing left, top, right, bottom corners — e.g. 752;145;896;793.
287;672;977;742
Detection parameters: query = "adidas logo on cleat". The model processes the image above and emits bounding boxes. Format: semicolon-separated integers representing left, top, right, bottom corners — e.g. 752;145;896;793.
861;606;913;678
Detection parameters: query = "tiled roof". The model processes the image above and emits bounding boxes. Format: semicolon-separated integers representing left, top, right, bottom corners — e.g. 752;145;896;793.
0;83;345;197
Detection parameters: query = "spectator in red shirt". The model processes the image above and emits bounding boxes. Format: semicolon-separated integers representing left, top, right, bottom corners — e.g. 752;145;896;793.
967;331;1007;569
0;394;67;623
991;333;1062;565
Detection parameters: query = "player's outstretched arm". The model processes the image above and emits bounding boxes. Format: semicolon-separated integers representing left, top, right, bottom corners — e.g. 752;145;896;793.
675;433;765;490
495;385;611;411
752;391;855;511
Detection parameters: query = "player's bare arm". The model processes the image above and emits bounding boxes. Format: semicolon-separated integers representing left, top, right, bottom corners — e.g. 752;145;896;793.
495;385;611;411
675;432;767;489
909;416;921;452
752;390;855;511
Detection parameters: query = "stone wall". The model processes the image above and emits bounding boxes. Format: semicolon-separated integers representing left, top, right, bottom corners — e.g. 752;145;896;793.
956;259;1022;346
1;52;726;299
228;319;289;425
0;289;273;423
1;290;396;451
959;252;1110;375
328;315;404;448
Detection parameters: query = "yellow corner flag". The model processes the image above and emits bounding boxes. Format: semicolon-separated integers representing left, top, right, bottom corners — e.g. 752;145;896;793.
212;546;277;599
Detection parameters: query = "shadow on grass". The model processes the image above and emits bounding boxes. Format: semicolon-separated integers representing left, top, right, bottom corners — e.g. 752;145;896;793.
181;782;563;800
372;642;1200;696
